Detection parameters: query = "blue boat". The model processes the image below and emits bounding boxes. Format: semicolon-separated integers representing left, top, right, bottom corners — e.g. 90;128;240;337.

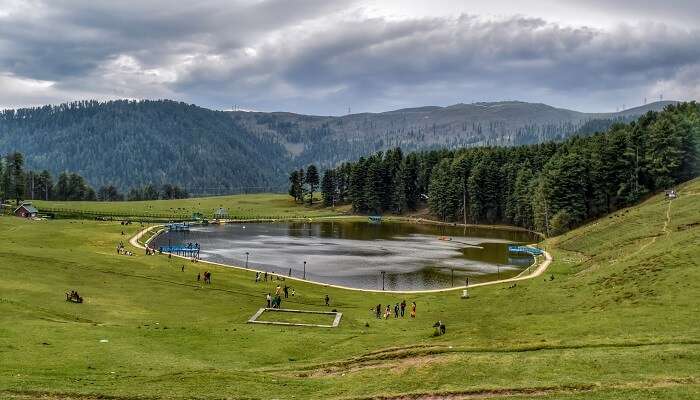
508;245;543;256
368;215;382;224
167;222;190;232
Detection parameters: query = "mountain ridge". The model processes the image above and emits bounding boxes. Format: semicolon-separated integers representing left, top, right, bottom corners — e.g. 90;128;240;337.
0;99;678;194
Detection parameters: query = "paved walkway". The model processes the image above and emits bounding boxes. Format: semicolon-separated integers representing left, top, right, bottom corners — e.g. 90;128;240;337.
129;225;553;294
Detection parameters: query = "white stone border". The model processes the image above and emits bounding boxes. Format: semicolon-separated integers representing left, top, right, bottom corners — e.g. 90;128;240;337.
247;308;342;328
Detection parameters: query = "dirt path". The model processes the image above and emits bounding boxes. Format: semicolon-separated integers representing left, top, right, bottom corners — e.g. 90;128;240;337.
128;226;553;294
639;199;673;252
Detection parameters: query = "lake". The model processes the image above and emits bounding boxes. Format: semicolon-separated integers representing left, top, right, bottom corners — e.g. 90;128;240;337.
151;220;539;291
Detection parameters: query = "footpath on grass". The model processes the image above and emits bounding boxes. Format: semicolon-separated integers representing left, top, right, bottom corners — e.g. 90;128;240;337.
129;223;553;294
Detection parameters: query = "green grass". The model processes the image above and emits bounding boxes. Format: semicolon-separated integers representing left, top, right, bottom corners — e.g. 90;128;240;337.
30;193;347;220
1;179;699;399
255;309;339;326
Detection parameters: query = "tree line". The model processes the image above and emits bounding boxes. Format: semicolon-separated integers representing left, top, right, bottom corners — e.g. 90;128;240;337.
1;152;189;203
297;103;698;235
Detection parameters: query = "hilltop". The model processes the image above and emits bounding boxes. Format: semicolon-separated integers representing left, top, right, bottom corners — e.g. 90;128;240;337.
0;99;674;194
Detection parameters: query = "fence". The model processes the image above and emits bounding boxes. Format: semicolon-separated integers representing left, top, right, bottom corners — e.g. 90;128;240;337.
37;207;338;222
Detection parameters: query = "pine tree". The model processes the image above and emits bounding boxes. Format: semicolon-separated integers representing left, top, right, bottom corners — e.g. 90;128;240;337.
349;158;368;213
305;165;320;205
288;170;299;202
428;159;459;221
391;163;407;214
402;154;420;210
452;154;472;224
321;169;336;207
364;160;384;214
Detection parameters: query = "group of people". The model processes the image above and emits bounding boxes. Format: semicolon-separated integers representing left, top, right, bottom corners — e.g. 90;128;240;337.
65;290;83;303
197;271;212;284
375;300;416;319
266;292;282;308
255;271;287;283
265;284;297;309
116;242;133;256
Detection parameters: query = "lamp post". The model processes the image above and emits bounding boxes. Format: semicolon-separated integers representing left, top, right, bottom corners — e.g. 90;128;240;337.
303;261;307;280
245;252;249;268
497;265;501;280
451;269;454;287
381;271;385;291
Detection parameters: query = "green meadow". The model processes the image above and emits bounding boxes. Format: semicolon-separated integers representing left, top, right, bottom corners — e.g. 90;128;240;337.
30;193;345;220
1;179;698;399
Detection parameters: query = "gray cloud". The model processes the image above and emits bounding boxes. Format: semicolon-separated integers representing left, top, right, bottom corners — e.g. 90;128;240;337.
0;0;698;113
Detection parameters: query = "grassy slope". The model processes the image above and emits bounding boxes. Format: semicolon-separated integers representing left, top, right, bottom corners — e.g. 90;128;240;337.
30;193;346;219
0;179;698;399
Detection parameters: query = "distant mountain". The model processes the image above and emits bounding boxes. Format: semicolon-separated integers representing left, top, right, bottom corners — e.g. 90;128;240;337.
0;99;676;194
230;100;676;168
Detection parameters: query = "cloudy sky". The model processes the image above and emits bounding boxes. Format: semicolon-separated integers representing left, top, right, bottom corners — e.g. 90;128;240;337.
0;0;699;114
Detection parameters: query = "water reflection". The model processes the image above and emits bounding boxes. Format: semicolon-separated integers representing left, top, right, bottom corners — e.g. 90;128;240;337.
152;221;538;290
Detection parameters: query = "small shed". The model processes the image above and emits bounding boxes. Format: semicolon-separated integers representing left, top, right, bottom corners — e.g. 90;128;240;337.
214;207;229;219
15;203;38;218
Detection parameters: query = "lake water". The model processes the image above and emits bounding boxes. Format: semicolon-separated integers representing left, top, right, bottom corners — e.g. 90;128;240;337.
151;221;539;291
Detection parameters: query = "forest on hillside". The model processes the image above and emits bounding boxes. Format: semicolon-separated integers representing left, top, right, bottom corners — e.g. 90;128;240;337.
306;103;699;235
0;99;666;195
0;100;290;194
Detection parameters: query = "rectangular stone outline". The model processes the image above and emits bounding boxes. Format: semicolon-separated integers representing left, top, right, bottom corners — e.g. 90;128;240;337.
247;308;342;328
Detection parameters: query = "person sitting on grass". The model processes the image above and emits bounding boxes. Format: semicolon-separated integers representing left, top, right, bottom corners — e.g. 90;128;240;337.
325;294;330;306
433;320;446;336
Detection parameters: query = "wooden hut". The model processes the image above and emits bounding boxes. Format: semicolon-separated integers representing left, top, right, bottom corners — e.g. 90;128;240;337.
14;203;38;218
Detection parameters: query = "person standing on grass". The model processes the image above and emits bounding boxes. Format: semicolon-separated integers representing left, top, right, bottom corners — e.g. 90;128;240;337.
410;302;416;318
400;300;406;317
275;285;281;297
197;273;201;282
264;271;268;281
375;304;381;319
325;294;330;306
284;285;289;298
394;303;399;318
255;272;260;283
266;293;272;308
384;305;391;319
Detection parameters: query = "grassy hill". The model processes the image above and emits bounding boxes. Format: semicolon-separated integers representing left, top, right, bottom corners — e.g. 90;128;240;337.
0;178;698;399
